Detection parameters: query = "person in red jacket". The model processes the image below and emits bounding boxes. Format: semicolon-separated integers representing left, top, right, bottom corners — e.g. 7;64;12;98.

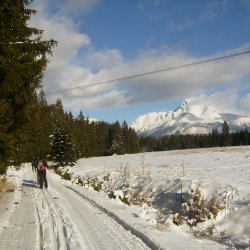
37;160;48;189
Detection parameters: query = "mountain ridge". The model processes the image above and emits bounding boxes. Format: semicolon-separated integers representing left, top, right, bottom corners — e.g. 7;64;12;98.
130;100;250;137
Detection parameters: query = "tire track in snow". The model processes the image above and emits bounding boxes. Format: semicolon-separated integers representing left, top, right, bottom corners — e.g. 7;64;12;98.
33;189;45;250
65;185;162;250
43;188;81;249
49;177;150;250
34;187;81;250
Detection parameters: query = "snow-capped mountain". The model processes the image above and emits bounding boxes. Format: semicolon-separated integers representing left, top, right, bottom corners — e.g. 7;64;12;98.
130;100;250;137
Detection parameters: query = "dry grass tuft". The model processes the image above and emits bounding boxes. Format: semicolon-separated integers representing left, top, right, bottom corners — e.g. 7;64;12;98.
0;178;15;194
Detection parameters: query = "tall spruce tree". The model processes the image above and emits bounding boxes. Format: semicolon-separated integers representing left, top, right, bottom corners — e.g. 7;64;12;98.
211;128;220;147
24;90;53;159
50;125;76;167
0;0;57;173
73;111;87;158
221;121;231;146
49;99;76;166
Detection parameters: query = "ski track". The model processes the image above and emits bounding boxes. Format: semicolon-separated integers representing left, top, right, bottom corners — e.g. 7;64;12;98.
0;165;150;250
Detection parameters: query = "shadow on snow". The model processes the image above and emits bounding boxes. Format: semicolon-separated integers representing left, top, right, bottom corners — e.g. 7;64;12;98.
22;179;38;188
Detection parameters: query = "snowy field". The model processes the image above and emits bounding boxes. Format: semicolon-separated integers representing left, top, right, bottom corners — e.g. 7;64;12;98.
0;146;250;249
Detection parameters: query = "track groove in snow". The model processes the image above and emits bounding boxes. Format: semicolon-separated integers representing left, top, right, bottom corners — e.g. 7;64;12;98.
65;185;163;250
49;176;150;250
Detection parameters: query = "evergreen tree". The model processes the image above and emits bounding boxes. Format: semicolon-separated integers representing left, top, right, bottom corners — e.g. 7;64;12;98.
126;127;140;153
0;0;57;172
0;99;13;173
87;121;99;156
50;125;76;167
24;91;53;160
221;121;231;146
52;99;65;125
241;128;249;145
211;128;220;147
73;111;88;158
49;99;76;166
95;121;110;156
109;121;125;154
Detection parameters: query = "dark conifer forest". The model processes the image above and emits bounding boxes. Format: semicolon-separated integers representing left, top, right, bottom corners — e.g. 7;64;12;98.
139;122;250;152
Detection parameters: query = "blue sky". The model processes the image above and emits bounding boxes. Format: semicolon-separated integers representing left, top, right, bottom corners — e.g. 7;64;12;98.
30;0;250;124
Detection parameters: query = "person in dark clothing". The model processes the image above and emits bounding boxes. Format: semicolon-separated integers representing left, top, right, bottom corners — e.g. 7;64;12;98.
31;157;38;172
37;160;48;189
32;157;40;182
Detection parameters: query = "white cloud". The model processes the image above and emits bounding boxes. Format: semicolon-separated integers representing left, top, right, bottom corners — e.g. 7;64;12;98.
56;89;128;115
83;49;124;71
29;0;91;95
59;0;100;15
31;0;100;16
186;92;239;113
239;93;250;113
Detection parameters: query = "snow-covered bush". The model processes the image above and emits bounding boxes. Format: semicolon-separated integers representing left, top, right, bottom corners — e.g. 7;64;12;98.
129;189;152;206
55;167;72;180
173;186;225;227
91;177;103;192
79;175;103;192
73;165;153;207
192;224;219;240
62;172;71;180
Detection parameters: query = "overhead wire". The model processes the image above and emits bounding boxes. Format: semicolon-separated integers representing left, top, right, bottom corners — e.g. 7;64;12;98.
45;50;250;95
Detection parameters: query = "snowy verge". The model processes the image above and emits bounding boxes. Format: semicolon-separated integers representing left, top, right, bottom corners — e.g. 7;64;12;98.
0;164;26;235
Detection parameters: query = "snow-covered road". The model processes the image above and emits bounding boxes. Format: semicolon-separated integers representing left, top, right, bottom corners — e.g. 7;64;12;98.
0;166;150;250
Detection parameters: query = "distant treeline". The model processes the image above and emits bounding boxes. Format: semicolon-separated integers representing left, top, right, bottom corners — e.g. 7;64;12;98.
139;121;250;151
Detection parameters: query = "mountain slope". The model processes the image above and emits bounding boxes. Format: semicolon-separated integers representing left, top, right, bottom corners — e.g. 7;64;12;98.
131;100;250;137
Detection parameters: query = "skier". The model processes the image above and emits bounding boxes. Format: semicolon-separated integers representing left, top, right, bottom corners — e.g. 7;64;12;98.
37;159;48;189
31;157;37;172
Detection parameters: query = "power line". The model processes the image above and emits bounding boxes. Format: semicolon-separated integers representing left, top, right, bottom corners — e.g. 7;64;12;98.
45;50;250;95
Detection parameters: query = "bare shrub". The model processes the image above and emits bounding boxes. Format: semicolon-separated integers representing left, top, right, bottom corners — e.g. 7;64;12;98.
121;164;130;181
55;168;72;180
207;189;224;218
155;210;169;231
85;176;103;192
77;177;83;186
155;223;168;232
62;172;71;180
192;224;220;240
172;212;184;226
0;178;15;193
129;189;152;206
